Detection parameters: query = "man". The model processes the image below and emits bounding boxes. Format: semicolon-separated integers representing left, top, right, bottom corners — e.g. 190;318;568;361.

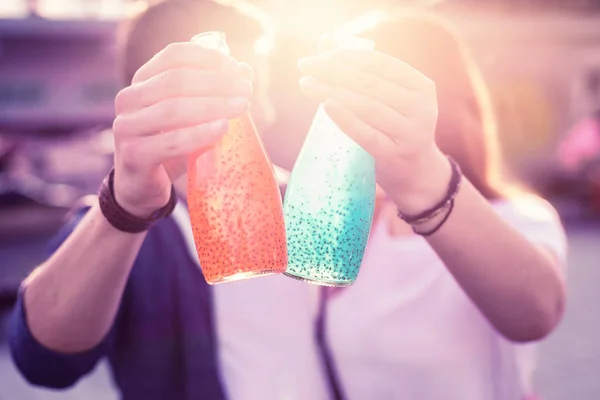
8;1;329;399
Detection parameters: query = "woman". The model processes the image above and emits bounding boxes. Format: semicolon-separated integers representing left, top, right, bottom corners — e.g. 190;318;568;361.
296;9;567;400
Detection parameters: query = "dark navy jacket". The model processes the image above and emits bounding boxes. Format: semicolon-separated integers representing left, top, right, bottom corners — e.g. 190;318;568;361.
9;207;228;400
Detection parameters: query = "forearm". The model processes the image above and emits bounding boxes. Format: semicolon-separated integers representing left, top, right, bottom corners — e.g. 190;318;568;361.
416;180;565;341
23;203;145;353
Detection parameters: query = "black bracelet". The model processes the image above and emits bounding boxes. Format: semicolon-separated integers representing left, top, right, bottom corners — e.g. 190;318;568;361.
98;168;177;233
412;198;455;237
397;156;462;225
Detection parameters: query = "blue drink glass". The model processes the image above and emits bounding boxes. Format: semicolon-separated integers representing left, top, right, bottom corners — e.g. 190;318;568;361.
283;37;376;287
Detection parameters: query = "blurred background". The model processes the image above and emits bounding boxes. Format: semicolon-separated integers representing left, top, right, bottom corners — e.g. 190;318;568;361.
1;0;600;399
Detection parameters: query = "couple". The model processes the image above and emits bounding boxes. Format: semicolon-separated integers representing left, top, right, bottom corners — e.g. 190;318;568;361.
8;1;566;399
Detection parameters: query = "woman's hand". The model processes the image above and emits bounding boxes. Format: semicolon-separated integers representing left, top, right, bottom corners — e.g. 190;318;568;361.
112;42;254;217
298;46;451;215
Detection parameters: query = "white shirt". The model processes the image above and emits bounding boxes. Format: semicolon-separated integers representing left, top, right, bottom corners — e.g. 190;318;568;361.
171;203;329;400
172;195;567;400
327;196;567;400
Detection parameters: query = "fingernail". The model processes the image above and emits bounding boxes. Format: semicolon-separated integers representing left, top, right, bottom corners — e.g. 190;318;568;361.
299;76;323;92
297;57;317;71
299;76;313;88
234;80;253;96
208;119;228;133
227;96;250;110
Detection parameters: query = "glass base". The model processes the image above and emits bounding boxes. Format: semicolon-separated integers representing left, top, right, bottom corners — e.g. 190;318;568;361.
283;272;353;287
207;269;282;285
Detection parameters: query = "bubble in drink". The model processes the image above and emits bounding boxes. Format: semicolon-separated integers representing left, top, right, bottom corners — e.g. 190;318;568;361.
187;32;287;284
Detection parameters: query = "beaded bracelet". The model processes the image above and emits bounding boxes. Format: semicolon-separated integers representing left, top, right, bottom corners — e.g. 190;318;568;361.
412;198;455;237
